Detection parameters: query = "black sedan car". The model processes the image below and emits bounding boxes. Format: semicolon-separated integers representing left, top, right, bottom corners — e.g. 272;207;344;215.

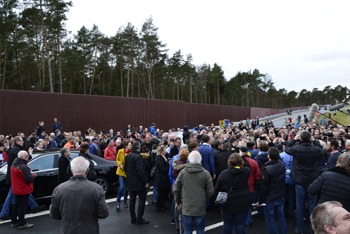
0;150;118;205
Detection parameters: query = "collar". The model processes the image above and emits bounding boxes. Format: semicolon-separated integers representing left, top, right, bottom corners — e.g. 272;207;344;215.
202;143;210;146
73;175;85;178
331;150;339;154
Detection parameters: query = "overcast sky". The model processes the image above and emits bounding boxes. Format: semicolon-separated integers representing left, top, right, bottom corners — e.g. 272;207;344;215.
65;0;350;93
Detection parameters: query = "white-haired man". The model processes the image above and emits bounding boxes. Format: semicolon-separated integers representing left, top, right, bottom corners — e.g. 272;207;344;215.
311;201;350;234
173;151;214;234
50;156;109;234
10;150;36;229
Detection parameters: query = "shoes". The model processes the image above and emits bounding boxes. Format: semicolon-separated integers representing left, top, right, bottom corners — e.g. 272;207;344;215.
31;205;46;213
131;218;136;224
151;201;156;205
11;223;19;228
137;218;149;225
171;221;175;225
0;215;11;221
124;202;128;208
295;228;304;234
145;201;149;206
19;223;34;229
116;203;121;212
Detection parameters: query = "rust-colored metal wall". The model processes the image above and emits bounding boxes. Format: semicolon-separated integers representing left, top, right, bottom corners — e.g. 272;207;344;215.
0;90;305;136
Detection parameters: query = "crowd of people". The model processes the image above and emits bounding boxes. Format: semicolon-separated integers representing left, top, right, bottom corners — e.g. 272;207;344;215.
1;114;350;234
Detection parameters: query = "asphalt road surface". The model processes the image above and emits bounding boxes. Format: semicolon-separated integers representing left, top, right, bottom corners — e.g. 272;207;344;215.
270;109;327;128
0;189;313;234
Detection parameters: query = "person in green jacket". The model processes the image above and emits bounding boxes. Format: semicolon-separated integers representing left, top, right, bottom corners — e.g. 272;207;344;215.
173;151;214;234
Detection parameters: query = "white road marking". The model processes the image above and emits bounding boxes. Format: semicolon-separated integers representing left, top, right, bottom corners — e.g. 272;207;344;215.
0;191;154;225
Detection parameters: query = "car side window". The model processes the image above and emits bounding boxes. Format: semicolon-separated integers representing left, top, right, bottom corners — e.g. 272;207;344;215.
29;154;55;172
70;153;79;160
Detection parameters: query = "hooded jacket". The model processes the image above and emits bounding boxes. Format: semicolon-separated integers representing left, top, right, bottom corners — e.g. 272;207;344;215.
215;164;251;214
173;164;214;216
11;157;35;195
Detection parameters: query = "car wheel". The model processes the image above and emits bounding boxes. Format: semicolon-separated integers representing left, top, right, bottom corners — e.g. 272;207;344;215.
94;176;110;194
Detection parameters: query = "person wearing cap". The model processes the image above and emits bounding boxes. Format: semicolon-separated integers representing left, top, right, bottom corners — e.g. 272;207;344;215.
78;144;97;181
239;144;260;227
89;138;101;157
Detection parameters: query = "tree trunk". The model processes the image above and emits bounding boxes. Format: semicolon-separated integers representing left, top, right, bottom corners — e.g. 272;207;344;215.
131;57;134;98
69;66;72;93
90;44;98;95
40;0;53;93
189;73;192;103
2;18;8;89
14;47;23;90
120;57;123;97
83;60;86;94
42;47;45;90
177;68;179;101
57;31;62;93
217;79;220;105
0;37;2;87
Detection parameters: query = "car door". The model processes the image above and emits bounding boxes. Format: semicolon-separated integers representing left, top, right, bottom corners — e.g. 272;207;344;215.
29;154;59;199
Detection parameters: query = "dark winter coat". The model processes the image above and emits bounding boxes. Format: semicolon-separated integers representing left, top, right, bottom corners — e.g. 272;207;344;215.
308;167;350;212
285;139;324;186
259;159;286;203
6;144;24;185
124;150;148;192
154;156;171;189
57;156;71;185
215;163;251;214
78;152;97;181
214;150;231;178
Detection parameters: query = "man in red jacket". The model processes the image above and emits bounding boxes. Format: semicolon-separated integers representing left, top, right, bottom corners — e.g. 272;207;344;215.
240;145;260;227
11;150;36;229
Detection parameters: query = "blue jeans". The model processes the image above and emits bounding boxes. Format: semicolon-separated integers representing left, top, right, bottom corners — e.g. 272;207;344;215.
263;198;287;234
0;187;37;218
254;184;264;217
245;193;253;225
222;211;247;234
286;184;295;216
183;214;205;234
152;180;158;202
295;184;317;233
116;176;128;204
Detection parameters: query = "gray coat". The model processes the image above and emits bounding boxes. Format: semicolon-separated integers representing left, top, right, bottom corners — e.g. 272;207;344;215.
50;176;109;234
173;164;214;216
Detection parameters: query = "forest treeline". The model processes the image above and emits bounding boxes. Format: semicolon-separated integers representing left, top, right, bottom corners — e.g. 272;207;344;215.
1;0;349;108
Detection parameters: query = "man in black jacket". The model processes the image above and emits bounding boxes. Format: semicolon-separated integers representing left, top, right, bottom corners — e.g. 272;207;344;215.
57;148;71;185
124;141;149;225
285;131;324;234
169;137;181;158
256;147;286;234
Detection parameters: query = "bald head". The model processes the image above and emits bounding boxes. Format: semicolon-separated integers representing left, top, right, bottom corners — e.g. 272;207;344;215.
18;150;29;161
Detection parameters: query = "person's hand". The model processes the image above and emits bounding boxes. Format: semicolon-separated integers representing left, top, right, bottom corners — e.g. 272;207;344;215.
145;183;149;188
310;136;315;142
294;133;300;140
119;164;124;170
255;202;261;207
177;204;182;210
213;174;216;180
